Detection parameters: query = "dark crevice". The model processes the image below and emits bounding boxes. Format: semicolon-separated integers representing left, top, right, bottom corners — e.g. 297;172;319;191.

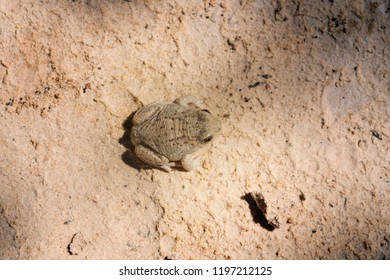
67;233;78;255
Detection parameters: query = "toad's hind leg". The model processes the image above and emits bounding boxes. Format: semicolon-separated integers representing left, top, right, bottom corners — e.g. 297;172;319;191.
174;96;204;108
132;101;167;125
134;145;174;172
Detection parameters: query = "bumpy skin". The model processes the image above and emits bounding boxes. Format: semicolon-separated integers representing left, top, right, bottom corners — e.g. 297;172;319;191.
131;96;221;172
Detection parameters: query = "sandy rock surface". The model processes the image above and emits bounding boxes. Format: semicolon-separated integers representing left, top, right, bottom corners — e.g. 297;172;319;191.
0;0;389;259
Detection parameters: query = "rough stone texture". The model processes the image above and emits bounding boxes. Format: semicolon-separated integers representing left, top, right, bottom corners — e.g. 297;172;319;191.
0;0;389;259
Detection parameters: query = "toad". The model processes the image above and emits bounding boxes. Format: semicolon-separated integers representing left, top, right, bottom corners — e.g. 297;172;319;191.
131;96;221;172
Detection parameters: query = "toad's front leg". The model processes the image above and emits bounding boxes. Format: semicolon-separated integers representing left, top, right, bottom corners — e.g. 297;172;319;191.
181;154;201;171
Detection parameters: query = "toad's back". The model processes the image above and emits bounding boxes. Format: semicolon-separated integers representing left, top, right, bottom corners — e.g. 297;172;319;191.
135;103;207;161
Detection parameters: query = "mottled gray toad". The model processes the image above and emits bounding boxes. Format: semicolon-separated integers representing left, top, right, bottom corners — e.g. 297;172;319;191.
131;96;221;172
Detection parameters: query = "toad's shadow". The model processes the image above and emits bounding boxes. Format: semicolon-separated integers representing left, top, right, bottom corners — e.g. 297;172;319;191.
119;112;152;170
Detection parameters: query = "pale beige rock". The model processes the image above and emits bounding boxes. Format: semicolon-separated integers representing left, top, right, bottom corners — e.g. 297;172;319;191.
0;0;389;260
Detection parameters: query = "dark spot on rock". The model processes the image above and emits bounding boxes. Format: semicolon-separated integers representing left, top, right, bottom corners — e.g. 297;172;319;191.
370;129;382;140
241;192;279;231
249;81;261;88
83;83;91;93
227;38;236;51
5;99;13;106
321;118;325;129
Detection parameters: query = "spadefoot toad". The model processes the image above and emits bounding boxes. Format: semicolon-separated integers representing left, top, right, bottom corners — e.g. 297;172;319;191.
131;96;221;172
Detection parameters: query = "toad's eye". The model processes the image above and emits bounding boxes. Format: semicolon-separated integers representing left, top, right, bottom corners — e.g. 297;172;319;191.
201;109;210;113
203;136;213;143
